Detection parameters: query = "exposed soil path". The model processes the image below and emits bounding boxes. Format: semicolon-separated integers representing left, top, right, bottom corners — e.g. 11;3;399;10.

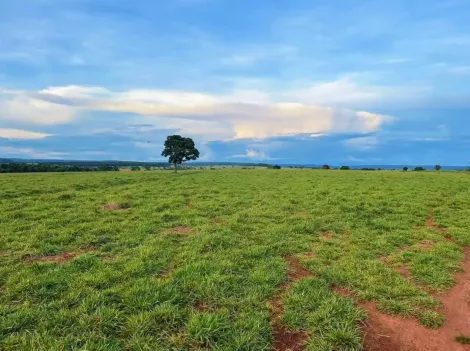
427;214;455;242
362;247;470;351
270;256;312;351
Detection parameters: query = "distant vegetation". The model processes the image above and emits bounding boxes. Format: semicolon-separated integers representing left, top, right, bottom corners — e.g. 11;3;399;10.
0;154;464;174
0;163;119;173
0;157;274;173
0;158;168;168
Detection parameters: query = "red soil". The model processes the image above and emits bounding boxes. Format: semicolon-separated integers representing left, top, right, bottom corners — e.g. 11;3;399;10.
271;256;313;351
23;246;98;263
100;202;129;211
363;247;470;351
273;324;309;351
167;226;194;235
427;216;454;241
24;252;78;263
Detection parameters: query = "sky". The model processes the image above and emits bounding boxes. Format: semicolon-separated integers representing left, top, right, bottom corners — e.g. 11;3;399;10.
1;0;470;165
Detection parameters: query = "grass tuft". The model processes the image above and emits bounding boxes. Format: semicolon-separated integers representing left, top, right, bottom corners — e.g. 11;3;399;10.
456;336;470;344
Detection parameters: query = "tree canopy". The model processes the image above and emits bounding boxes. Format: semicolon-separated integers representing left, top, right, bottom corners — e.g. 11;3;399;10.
161;135;200;172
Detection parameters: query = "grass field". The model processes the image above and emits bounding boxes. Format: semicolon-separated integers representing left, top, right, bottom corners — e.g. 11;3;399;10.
1;169;470;350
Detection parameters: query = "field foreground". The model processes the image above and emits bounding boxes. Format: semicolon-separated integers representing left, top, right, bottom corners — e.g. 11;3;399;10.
1;169;470;351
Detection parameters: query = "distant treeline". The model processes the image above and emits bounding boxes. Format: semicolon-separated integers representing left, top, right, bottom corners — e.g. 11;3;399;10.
0;158;272;168
0;163;119;173
0;158;167;168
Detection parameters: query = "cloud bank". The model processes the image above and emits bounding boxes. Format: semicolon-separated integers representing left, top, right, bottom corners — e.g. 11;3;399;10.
0;128;52;140
1;84;392;141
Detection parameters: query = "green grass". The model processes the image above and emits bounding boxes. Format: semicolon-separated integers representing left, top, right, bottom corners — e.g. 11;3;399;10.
1;169;470;350
456;335;470;344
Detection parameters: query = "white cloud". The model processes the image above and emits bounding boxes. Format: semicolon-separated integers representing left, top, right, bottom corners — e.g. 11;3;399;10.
0;92;77;124
1;81;395;140
231;149;273;160
40;85;110;98
0;128;52;139
310;133;327;138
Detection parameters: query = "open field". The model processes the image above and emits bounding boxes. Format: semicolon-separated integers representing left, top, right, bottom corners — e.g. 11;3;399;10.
1;169;470;351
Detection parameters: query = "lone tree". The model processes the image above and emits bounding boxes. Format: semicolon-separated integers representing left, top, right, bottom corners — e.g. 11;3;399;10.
435;164;442;171
403;166;409;172
162;135;200;172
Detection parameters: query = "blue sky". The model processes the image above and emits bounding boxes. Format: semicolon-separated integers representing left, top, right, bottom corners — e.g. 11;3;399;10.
1;0;469;165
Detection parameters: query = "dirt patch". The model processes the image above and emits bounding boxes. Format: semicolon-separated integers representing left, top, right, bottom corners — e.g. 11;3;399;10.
333;285;353;297
427;216;454;241
362;247;470;351
379;259;411;279
23;246;98;264
270;256;313;351
285;256;313;281
168;226;194;235
0;251;9;256
24;252;78;263
273;324;309;351
296;212;308;217
211;216;225;224
194;302;212;312
419;240;436;250
395;265;411;279
427;217;444;232
100;202;129;211
319;232;335;240
379;256;389;263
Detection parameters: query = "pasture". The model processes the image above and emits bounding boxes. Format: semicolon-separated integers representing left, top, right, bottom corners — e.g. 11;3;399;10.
1;169;470;350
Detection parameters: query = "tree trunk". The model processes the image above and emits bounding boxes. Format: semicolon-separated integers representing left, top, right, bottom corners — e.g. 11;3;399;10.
174;163;177;173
